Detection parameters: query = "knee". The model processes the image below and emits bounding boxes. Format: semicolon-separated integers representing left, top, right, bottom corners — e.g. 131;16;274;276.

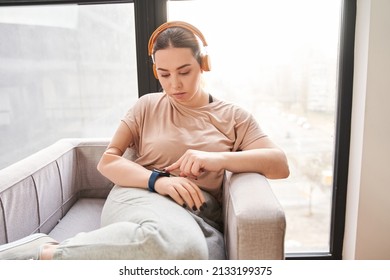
106;222;209;260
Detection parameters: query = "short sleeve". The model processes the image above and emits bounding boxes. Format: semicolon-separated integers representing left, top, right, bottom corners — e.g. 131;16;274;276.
121;95;148;150
232;107;267;151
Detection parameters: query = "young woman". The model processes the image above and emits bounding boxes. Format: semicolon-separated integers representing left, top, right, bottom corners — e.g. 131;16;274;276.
0;21;289;260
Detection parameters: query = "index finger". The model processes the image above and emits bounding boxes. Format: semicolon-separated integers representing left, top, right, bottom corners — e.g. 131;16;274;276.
165;160;181;173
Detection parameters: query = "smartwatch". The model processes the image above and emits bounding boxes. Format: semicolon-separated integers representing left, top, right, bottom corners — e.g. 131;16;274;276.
148;169;170;192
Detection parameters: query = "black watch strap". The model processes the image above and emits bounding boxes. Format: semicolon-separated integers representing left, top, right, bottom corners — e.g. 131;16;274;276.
148;169;170;192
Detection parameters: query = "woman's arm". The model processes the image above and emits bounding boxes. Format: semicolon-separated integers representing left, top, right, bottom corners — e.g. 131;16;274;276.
97;121;150;188
97;121;206;210
223;136;290;179
165;136;290;179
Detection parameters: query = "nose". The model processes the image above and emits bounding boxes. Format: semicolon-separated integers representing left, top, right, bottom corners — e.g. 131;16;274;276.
171;75;182;89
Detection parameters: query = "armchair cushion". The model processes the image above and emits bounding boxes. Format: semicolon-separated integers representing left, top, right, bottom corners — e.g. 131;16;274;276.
48;198;105;242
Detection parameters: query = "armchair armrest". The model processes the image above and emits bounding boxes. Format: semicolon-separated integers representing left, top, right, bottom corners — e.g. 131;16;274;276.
223;172;286;259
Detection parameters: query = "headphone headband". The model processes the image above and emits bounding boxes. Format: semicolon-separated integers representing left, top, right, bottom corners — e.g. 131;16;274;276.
148;21;208;57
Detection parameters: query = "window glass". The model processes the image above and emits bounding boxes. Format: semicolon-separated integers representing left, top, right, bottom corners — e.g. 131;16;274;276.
0;3;137;170
168;0;342;253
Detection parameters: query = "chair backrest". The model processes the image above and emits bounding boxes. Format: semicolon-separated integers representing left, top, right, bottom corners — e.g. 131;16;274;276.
0;138;113;245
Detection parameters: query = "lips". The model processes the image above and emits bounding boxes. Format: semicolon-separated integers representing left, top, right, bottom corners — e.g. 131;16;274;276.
172;92;187;99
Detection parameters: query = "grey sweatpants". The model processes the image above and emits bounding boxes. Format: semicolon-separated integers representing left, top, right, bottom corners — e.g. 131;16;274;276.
52;186;226;260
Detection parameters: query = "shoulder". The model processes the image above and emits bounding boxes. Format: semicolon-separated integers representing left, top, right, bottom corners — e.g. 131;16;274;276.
211;97;253;121
137;92;165;104
133;92;167;111
123;92;165;120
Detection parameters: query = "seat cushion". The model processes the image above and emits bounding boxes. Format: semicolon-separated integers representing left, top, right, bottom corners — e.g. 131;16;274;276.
48;198;105;242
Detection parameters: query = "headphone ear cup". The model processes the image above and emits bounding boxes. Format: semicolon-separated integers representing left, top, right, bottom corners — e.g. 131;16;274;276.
152;64;158;79
201;55;211;71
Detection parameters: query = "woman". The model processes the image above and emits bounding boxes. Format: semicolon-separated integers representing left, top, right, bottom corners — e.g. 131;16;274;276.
0;21;289;260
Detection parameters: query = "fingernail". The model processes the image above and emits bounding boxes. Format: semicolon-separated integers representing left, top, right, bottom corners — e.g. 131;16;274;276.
192;206;197;211
182;203;187;208
202;202;208;208
199;205;204;212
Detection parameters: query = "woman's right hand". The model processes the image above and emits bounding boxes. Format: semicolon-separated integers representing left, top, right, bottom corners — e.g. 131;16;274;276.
154;176;206;211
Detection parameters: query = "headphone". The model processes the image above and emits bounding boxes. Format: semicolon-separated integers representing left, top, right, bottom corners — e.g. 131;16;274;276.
148;21;211;79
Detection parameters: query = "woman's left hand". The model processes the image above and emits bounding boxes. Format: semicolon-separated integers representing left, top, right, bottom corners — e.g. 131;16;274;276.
165;149;224;179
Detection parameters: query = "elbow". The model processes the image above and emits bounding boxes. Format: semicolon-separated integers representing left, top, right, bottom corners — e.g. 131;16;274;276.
267;164;289;179
97;158;105;175
266;151;290;179
97;155;109;177
280;163;290;179
277;151;290;179
97;151;124;184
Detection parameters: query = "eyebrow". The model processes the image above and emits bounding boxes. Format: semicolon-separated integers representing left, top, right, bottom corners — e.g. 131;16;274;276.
156;64;191;72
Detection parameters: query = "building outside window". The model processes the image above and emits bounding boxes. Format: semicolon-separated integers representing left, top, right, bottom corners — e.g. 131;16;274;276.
0;3;138;169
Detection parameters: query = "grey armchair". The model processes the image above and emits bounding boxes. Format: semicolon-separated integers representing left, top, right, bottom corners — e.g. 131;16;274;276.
0;138;286;259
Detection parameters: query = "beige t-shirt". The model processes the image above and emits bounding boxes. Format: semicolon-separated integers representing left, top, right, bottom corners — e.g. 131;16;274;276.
122;92;266;199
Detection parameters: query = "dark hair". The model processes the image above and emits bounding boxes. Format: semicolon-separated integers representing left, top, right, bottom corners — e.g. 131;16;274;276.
152;27;202;66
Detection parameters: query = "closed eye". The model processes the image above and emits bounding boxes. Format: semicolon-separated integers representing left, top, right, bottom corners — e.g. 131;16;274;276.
159;70;190;78
157;64;192;78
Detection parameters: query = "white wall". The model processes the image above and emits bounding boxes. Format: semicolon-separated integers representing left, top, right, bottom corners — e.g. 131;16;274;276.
344;0;390;259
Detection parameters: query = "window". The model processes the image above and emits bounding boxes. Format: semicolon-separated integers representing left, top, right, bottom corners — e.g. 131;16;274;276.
0;3;138;170
0;0;355;259
168;0;343;254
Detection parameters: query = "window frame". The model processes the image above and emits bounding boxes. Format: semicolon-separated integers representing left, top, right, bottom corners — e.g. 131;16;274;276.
0;0;356;260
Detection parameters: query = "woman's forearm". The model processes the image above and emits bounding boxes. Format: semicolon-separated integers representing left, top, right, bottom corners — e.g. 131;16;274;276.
97;152;150;188
221;149;290;179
